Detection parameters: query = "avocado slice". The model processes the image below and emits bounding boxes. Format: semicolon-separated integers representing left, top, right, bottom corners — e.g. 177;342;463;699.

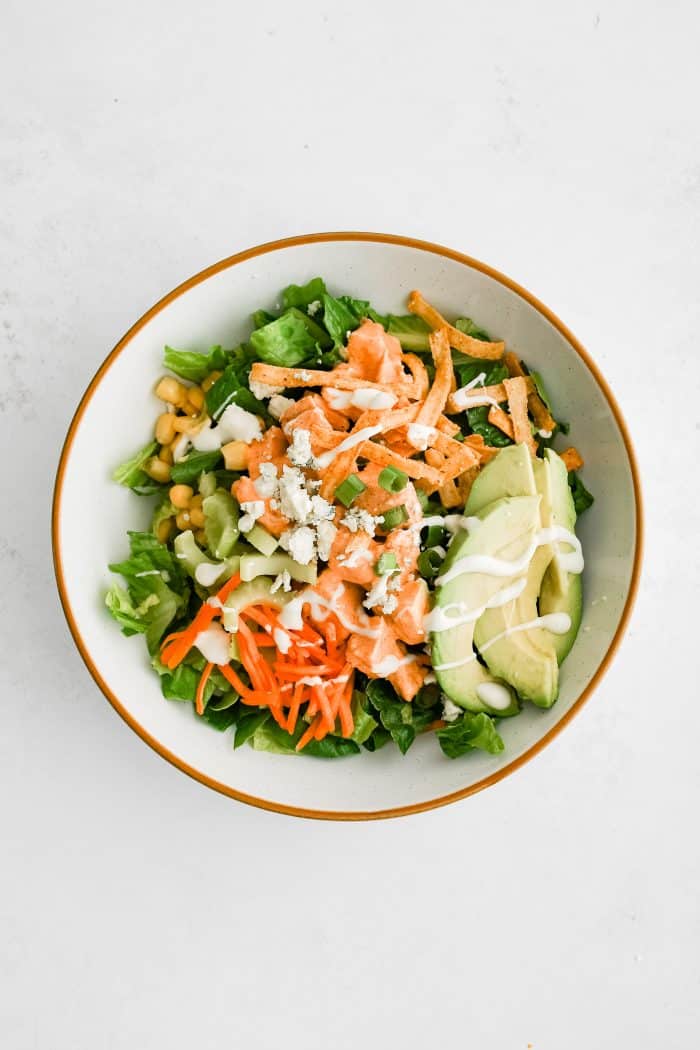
473;456;559;708
465;442;537;513
538;449;583;663
431;495;542;717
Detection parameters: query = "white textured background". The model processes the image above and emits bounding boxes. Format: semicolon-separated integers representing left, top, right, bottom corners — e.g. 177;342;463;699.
2;1;699;1048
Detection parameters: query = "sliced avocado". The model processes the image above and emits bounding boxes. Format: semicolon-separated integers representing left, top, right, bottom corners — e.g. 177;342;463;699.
431;495;542;717
538;449;583;662
474;457;559;708
465;443;537;514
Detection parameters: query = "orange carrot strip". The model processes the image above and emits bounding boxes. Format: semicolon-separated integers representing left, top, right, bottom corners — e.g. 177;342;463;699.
296;714;323;752
287;683;305;734
313;684;334;732
219;663;257;701
160;573;242;669
195;662;214;716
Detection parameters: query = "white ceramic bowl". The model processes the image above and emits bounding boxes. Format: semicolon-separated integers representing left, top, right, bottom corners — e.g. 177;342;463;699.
53;233;642;819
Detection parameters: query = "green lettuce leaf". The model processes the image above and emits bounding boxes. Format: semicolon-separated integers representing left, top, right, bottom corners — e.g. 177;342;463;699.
321;293;369;348
151;495;177;535
454;317;493;342
205;361;268;421
170;450;223;485
281;277;327;311
252;309;278;329
568;472;594;515
104;585;159;636
350;691;378;745
436;712;504;758
249;312;320;366
247;718;360;758
233;709;271;749
107;533;189;651
466;406;514;447
361;725;392;752
162;345;229;383
112;440;162;495
365;679;419;755
384;314;431;350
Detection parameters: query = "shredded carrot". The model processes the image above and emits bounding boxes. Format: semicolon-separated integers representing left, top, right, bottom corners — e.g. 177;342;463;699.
195;662;214;716
296;714;323;752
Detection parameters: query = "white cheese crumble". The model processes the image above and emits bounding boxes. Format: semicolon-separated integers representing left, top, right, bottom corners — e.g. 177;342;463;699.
249;379;283;400
270;570;292;594
341;508;382;537
238;499;265;532
279;525;316;565
442;697;462;722
363;570;400;615
269;394;295;420
287;428;318;469
307;299;321;316
254;462;279;500
350;388;397;410
316;519;337;561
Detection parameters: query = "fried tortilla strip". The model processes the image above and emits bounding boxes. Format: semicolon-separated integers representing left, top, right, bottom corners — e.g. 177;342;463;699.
487;404;515;439
437;415;460;437
504;352;557;432
455;465;480;504
414;328;453;427
249;362;416;398
360;441;443;487
407;290;504;360
401;353;429;400
559;447;584;472
433;433;480;470
318;406;428;500
424;449;461;506
464;434;500;464
503;377;537;454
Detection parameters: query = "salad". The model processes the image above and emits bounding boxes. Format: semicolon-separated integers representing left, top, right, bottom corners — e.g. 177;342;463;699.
107;278;593;759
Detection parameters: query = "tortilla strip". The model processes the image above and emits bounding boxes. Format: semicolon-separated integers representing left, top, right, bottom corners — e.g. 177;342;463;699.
437;415;460;437
401;353;429;399
559;447;584;472
317;405;430;500
414;329;453;427
407;290;504;360
455;466;480;504
464;434;500;464
432;433;480;471
360;441;443;486
504;352;557;432
249;362;416;398
503;377;537;455
487;404;515;439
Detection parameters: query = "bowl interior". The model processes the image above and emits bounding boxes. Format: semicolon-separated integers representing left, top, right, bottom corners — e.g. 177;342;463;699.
55;236;639;817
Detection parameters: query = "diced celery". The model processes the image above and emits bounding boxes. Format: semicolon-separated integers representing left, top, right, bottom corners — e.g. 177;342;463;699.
245;523;279;556
239;553;317;585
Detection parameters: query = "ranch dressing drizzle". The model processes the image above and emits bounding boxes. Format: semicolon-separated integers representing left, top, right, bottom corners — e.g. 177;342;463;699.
424;576;528;633
369;653;418;677
435;525;583;587
277;587;382;639
316;425;383;469
432;612;572;672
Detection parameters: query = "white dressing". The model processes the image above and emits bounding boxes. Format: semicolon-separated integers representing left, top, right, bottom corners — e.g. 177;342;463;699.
433;612;572;672
194;561;227;588
369;653;417;677
475;683;513;711
424;576;528;633
194;622;231;665
435;525;583;587
316;425;383;469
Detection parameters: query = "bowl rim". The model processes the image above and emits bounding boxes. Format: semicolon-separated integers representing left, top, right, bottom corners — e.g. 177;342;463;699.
51;231;644;821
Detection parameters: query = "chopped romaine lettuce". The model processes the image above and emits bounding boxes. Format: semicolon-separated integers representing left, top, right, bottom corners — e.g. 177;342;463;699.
568;471;594;515
163;345;229;383
246;718;360;757
205;361;268;421
436;712;504;758
249;312;320;366
170;450;223;485
281;276;327;311
112;440;162;495
385;314;431;351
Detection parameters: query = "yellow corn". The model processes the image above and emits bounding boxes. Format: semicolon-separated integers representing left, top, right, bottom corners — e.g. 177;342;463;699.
189;507;206;528
201;371;222;393
175;510;192;531
195;528;208;545
155;412;177;445
156;518;175;543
